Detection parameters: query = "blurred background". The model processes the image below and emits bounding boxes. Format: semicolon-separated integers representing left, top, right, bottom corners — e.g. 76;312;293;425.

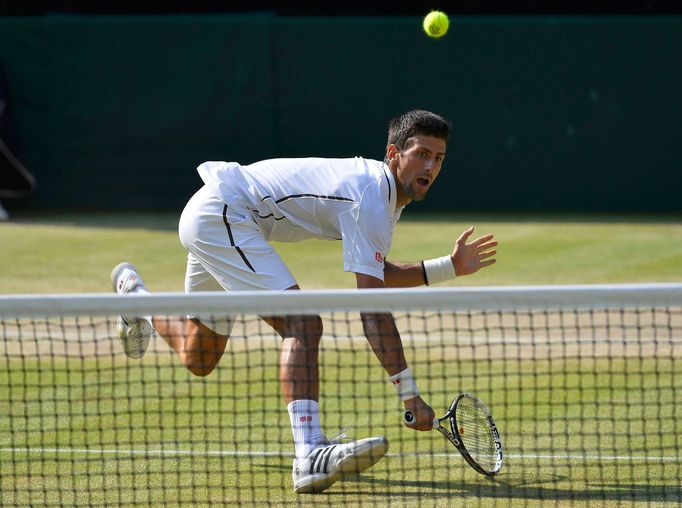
0;1;680;215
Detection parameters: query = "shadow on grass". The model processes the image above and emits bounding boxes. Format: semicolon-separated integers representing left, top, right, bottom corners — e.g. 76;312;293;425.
254;462;681;503
350;474;681;504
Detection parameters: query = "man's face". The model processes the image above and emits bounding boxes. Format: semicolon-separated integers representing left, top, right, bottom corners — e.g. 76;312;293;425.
390;134;446;204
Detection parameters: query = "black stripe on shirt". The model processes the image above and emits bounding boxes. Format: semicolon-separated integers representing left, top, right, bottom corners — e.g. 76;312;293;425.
382;167;392;204
259;193;355;204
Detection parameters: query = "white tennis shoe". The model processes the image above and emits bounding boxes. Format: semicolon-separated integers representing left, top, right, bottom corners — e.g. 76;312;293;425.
110;262;152;359
292;435;389;494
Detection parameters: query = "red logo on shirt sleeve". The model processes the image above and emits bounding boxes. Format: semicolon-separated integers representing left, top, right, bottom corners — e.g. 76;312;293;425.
375;251;384;263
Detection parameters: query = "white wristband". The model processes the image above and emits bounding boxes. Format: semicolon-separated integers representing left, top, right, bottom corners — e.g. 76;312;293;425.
422;255;456;285
389;368;420;401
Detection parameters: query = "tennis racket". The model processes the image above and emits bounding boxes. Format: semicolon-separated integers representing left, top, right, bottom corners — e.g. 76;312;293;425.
404;393;503;476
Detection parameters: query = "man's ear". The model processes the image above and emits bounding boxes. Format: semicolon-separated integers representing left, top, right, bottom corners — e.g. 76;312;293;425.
386;144;400;161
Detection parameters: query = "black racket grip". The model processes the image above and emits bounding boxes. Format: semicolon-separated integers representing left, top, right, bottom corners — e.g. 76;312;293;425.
403;410;439;429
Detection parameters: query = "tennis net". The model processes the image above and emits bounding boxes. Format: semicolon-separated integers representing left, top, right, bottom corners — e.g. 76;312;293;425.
1;283;681;507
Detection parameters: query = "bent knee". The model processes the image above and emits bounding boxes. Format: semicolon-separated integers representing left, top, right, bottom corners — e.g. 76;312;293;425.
264;314;323;344
180;352;222;377
181;322;228;376
185;361;218;377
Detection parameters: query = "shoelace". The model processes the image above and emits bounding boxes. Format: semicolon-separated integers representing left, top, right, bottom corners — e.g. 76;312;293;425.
324;427;352;445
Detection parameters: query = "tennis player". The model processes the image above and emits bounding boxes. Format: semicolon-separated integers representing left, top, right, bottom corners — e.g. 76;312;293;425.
111;109;497;493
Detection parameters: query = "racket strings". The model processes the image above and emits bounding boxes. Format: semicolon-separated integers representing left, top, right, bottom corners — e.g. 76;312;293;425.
455;398;498;471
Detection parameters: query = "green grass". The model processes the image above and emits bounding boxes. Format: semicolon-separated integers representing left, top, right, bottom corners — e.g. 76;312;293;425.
1;211;681;506
0;211;680;293
2;347;680;507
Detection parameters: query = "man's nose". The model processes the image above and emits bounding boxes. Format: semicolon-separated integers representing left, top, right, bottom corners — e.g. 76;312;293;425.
424;159;438;173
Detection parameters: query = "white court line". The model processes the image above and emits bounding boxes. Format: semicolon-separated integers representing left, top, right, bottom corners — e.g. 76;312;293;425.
503;453;681;462
1;448;679;462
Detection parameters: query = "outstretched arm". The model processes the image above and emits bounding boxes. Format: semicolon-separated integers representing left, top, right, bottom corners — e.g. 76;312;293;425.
356;272;435;430
383;226;497;288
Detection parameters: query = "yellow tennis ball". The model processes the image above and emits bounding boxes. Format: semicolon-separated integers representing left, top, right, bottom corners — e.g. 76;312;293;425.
423;10;449;39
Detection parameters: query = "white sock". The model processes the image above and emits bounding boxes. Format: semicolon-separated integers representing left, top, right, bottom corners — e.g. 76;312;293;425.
129;285;152;324
287;399;325;460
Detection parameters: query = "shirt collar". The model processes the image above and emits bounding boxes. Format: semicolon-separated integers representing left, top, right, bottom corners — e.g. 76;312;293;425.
382;163;398;215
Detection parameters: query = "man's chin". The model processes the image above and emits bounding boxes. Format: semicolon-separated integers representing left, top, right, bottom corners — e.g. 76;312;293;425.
401;184;428;203
410;188;429;202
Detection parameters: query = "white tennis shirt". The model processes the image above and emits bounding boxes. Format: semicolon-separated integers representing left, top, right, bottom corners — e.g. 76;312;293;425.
197;157;403;280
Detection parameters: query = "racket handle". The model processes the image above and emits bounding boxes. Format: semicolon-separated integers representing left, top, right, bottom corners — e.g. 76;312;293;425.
403;410;440;430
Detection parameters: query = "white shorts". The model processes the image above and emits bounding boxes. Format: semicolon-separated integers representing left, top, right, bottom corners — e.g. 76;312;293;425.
178;185;298;334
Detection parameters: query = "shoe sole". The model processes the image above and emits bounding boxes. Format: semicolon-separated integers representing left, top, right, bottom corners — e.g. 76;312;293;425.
117;316;152;359
111;262;150;359
294;437;389;494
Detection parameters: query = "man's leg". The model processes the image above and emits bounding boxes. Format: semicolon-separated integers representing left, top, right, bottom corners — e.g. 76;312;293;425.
111;261;232;375
263;309;326;462
153;316;229;377
263;303;389;494
262;308;322;403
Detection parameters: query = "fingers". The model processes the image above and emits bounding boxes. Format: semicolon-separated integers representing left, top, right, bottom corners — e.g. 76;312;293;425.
452;228;497;275
404;396;437;431
472;234;496;248
479;249;497;261
404;410;431;430
458;229;496;250
456;226;475;243
479;258;496;268
406;419;435;431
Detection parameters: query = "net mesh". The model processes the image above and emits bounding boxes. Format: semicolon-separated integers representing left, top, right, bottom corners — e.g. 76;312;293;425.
1;285;681;507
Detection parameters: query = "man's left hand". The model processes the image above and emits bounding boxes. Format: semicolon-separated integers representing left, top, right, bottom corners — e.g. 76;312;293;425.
451;226;497;276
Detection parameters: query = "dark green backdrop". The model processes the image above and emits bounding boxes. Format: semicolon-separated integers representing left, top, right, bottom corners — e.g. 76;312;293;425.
0;14;680;212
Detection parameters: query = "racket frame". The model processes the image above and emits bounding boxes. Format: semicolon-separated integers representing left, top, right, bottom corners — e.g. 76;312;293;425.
404;393;503;476
436;393;503;475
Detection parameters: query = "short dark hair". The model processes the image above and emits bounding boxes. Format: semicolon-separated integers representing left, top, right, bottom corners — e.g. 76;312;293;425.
386;109;450;151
